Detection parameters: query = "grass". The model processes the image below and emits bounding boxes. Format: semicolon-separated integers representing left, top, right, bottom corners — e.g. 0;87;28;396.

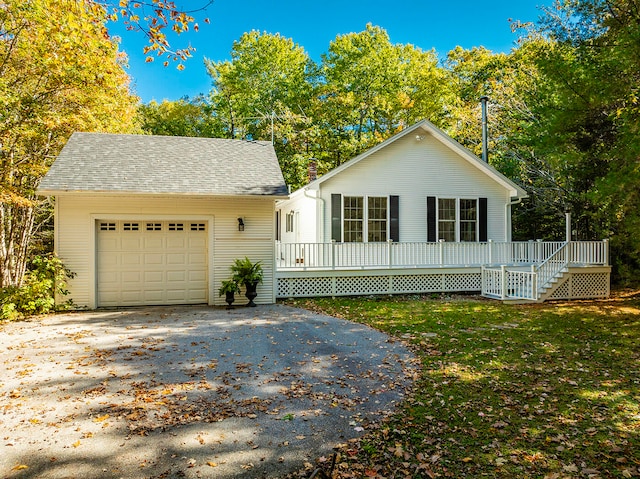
284;293;640;479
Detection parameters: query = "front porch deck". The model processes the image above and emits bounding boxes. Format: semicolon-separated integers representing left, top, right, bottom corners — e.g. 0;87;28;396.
275;240;610;302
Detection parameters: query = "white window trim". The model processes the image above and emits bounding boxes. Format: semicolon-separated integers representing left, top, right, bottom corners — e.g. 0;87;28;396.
342;195;390;243
436;197;479;242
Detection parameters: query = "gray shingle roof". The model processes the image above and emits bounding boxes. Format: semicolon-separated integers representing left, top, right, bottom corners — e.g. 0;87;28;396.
38;132;289;197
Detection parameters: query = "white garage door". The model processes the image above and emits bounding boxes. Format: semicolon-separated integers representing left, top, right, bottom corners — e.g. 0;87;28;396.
97;220;208;307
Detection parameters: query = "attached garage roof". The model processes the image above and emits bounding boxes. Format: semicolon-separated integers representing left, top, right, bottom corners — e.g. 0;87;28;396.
38;132;289;197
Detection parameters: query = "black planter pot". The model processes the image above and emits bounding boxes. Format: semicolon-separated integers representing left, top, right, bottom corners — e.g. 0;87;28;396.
244;281;258;307
224;291;235;309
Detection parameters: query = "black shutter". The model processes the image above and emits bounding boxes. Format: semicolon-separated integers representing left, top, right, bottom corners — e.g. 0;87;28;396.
427;196;436;242
390;195;399;242
479;197;488;242
331;194;342;242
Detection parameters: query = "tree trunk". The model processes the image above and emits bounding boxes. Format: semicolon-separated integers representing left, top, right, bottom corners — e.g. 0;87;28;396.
0;201;35;288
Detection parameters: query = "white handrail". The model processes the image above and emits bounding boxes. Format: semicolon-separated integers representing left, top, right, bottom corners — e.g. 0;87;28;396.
275;240;606;271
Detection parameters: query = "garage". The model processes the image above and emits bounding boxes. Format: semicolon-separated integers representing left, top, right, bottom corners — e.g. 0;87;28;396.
97;220;208;307
38;132;288;308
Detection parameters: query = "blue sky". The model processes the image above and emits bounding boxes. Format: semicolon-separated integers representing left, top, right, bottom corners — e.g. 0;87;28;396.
110;0;552;103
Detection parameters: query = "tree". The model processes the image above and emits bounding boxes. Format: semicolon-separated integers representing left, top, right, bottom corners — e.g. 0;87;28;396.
522;0;640;283
102;0;213;67
444;42;572;241
205;31;315;187
138;97;220;137
318;24;453;171
0;0;138;287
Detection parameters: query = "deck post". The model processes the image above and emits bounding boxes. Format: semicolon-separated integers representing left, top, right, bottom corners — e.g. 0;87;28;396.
439;239;444;265
331;239;336;270
488;239;493;264
528;240;534;263
536;239;542;263
501;265;507;299
387;239;393;268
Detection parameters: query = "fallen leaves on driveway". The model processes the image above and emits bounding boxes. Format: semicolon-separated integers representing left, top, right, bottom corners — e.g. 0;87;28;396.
0;306;417;478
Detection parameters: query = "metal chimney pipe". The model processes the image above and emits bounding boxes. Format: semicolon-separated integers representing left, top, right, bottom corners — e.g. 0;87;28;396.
480;96;489;163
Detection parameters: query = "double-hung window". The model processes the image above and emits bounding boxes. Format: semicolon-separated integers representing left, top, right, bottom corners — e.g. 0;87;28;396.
437;198;478;242
285;212;295;233
438;198;456;242
367;196;388;242
459;199;478;242
343;196;364;242
343;196;388;242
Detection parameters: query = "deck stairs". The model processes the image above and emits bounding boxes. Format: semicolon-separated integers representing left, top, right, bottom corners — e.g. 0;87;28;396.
481;242;573;303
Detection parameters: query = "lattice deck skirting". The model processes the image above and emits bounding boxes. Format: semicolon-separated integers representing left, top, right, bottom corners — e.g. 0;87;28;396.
276;266;611;301
276;268;482;298
544;268;610;300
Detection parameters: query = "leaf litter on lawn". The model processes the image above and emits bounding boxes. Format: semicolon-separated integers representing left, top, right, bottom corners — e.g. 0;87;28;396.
284;294;640;479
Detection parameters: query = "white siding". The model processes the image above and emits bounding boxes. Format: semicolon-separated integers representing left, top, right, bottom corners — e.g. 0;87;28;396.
55;194;276;308
276;190;318;243
319;133;510;243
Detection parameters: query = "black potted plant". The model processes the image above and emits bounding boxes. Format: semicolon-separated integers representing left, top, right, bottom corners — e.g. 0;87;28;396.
218;279;240;309
230;257;264;307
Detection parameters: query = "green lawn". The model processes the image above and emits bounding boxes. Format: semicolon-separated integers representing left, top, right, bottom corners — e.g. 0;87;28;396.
285;294;640;479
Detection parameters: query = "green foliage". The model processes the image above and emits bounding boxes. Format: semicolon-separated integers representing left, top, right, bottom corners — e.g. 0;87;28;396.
138;97;221;137
217;278;240;296
288;295;640;478
0;254;75;320
229;257;264;286
0;0;138;289
203;25;454;190
140;10;640;283
319;23;452;171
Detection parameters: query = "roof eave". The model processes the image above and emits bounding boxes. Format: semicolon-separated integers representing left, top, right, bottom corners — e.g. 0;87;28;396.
37;189;290;200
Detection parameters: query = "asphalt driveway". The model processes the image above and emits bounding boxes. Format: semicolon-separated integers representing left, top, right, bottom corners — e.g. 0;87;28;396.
1;304;416;478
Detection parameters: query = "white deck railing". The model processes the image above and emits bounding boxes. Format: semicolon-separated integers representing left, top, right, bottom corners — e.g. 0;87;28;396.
480;240;609;301
275;240;608;271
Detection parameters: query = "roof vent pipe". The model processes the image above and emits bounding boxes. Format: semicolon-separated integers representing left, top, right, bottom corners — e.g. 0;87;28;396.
480;96;489;163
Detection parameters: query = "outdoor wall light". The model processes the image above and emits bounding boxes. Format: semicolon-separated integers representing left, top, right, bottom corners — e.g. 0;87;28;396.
238;217;245;231
415;134;426;141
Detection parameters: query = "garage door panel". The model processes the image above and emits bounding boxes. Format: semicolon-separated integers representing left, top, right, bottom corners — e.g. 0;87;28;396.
144;270;164;282
98;271;119;283
166;290;187;301
122;290;144;302
144;237;165;249
97;220;208;306
122;254;142;266
167;253;185;265
188;253;206;265
144;253;165;265
189;237;207;248
121;271;142;283
167;271;186;282
143;290;164;302
167;237;187;248
99;237;119;251
189;270;206;282
122;237;143;249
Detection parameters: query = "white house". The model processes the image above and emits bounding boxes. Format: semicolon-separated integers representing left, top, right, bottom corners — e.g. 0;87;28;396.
38;132;288;309
277;120;528;246
274;120;610;302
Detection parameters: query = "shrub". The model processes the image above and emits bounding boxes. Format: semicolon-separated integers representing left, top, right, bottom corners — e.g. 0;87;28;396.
0;254;75;321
